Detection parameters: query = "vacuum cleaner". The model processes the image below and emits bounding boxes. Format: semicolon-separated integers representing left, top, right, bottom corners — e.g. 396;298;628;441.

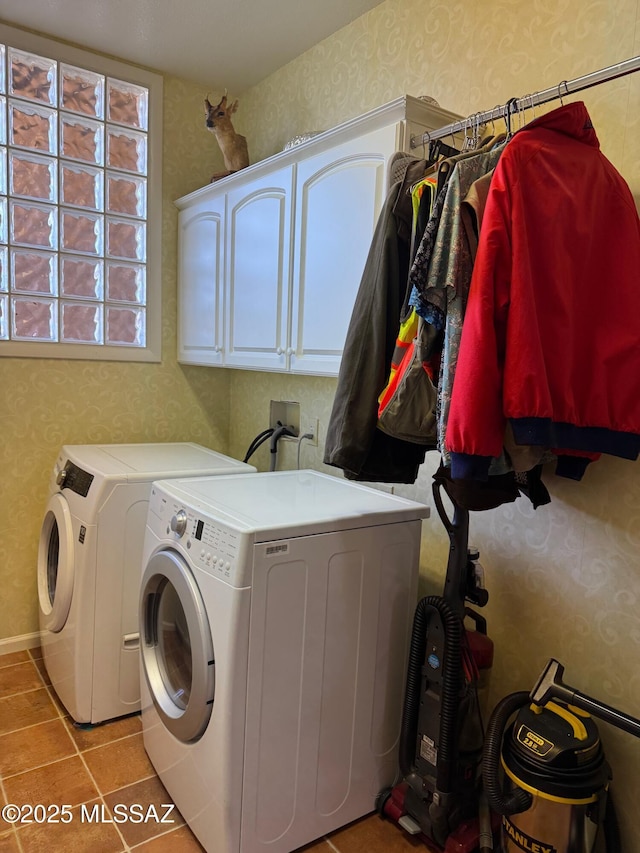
483;657;640;852
378;483;496;851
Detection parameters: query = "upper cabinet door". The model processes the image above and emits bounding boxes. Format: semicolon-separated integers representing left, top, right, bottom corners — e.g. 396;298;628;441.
290;124;398;376
177;194;225;365
224;166;295;371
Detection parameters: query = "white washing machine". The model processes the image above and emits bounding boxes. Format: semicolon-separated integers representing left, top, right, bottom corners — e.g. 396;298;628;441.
139;469;430;853
38;442;256;724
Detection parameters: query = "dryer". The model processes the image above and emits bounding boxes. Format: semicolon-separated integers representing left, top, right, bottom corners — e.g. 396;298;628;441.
139;469;430;853
38;442;255;724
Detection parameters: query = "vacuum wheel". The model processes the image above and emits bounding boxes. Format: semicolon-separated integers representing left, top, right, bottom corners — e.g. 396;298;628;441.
375;787;393;816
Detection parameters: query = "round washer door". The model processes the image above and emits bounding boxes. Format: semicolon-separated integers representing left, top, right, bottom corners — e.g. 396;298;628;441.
37;493;75;633
140;548;215;743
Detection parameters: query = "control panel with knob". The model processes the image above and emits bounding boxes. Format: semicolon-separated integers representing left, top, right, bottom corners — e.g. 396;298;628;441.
170;509;188;537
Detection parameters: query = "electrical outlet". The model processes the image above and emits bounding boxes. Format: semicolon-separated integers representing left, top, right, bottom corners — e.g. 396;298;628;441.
303;418;319;446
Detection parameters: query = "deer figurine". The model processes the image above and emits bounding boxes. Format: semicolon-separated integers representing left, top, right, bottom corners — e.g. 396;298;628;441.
204;93;250;181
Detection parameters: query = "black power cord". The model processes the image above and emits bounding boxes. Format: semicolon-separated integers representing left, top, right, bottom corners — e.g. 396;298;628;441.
243;422;297;468
243;428;274;463
269;422;296;471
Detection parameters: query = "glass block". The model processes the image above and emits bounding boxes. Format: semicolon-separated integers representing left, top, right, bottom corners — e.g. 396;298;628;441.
0;147;6;194
106;305;144;346
106;217;145;261
0;97;5;144
61;210;103;255
9;100;57;153
12;296;57;341
9;48;57;106
0;246;7;291
60;162;102;210
106;127;146;174
106;78;148;130
106;262;145;303
60;64;104;119
11;249;57;295
10;151;57;202
61;301;103;343
0;197;6;244
61;256;103;299
106;172;146;218
0;46;5;94
10;200;57;249
60;114;103;165
0;295;7;339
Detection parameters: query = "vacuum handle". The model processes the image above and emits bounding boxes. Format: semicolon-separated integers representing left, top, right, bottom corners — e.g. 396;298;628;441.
531;658;640;739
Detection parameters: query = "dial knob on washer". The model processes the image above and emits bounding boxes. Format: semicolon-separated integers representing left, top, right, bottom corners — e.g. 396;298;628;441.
170;509;187;537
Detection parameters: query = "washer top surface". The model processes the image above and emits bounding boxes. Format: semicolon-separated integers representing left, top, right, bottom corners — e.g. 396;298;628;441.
62;442;254;479
152;469;430;540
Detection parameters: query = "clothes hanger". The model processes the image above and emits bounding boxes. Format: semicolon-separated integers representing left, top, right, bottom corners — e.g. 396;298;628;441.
503;97;519;139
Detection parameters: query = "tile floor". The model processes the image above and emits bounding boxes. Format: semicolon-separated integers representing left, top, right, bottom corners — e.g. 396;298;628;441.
0;649;425;853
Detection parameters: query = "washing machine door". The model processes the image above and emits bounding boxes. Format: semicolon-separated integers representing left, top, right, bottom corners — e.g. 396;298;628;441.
37;493;75;632
140;548;215;743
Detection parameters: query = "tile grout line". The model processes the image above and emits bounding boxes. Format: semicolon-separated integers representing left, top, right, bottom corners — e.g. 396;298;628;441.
27;651;184;849
0;774;25;853
0;725;146;781
24;649;133;852
74;748;133;853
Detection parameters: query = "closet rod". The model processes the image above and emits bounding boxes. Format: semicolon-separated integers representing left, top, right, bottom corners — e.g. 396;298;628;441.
410;54;640;149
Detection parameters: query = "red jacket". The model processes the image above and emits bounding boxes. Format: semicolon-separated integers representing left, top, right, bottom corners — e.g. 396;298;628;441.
446;102;640;480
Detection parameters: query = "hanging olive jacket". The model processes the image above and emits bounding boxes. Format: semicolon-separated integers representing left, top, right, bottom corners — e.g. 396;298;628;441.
324;160;432;483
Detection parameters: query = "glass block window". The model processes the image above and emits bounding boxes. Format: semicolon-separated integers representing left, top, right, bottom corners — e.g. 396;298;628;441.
0;25;161;360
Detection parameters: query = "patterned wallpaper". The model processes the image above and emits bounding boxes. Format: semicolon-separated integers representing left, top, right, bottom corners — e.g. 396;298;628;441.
1;0;639;844
228;0;640;843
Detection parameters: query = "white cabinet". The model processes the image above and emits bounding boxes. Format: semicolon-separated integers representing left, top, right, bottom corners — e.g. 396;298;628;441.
176;96;461;374
177;193;225;365
289;123;396;375
225;165;294;371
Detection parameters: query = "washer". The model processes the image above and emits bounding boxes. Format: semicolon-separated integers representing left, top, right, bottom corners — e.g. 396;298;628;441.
38;442;255;724
139;469;430;853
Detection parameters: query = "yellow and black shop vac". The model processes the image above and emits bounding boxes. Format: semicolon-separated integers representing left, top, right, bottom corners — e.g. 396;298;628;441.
482;657;640;853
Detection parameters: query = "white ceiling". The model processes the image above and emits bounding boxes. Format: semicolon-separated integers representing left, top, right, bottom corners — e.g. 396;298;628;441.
0;0;385;92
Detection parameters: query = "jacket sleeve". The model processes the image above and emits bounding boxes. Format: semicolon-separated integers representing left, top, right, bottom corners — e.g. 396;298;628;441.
445;167;513;480
323;181;412;478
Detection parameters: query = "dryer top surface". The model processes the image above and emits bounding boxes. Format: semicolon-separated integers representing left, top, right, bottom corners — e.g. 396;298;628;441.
60;442;255;480
151;469;430;539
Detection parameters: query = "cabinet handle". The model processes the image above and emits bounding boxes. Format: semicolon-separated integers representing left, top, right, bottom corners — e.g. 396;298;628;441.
214;345;221;353
277;347;284;355
287;347;294;355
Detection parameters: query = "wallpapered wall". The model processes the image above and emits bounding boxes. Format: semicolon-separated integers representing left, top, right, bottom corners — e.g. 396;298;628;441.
0;76;231;642
1;0;639;843
224;0;640;843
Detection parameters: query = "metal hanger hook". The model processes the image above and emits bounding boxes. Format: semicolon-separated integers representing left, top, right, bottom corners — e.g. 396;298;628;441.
504;96;519;138
422;129;431;158
558;79;569;106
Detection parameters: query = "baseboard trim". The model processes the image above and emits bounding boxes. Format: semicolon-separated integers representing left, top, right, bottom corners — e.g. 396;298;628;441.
0;632;43;655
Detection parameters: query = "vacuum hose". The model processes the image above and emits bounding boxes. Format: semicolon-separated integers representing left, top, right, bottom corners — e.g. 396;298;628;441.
482;691;533;816
399;596;462;793
603;792;622;853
